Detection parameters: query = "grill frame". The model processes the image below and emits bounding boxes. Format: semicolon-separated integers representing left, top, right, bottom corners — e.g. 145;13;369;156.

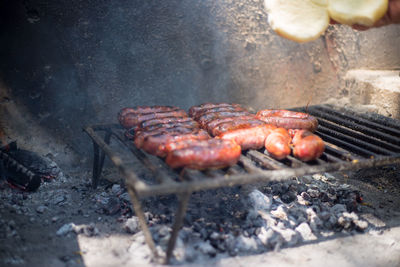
83;104;400;264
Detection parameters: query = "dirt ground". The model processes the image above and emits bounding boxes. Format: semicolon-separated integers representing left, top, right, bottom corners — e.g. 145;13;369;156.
1;163;400;267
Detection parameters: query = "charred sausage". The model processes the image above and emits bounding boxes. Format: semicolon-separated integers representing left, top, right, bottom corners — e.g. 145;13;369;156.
140;117;193;129
218;124;277;150
264;128;292;160
118;106;180;126
134;126;198;149
210;119;266;136
256;109;318;132
205;115;258;133
291;130;325;161
141;129;210;157
191;106;246;120
165;139;241;169
120;109;188;129
188;103;242;117
197;111;251;128
139;120;199;133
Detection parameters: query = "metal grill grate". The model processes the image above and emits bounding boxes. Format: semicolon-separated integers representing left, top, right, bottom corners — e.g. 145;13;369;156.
83;104;400;263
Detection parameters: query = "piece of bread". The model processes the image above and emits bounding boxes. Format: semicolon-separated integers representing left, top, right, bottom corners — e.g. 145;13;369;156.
328;0;388;27
264;0;329;43
264;0;389;43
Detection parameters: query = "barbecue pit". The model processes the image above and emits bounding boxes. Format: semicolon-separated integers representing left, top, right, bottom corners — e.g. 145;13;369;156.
85;104;400;263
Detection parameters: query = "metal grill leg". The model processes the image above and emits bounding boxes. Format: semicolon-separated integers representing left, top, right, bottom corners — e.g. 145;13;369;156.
127;187;160;261
165;192;191;264
91;132;111;189
91;141;100;189
97;132;111;179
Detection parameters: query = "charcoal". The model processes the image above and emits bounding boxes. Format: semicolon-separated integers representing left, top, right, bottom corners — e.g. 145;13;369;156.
235;235;259;252
281;192;297;203
7;148;62;180
196;241;217;256
36;205;47;214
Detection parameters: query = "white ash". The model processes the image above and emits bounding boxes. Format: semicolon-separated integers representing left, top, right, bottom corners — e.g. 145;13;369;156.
0;169;384;266
123;172;373;264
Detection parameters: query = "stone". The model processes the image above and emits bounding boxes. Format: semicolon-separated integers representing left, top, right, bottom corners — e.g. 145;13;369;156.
111;184;121;195
36;205;46;214
295;222;317;241
74;223;100;237
307;188;320;198
345;69;400;119
331;204;347;216
354;219;369;231
271;206;288;220
197;241;217;256
52;194;67;206
272;226;299;246
337;215;352;229
246;189;272;211
119;192;131;202
258;210;277;228
209;232;220;240
56;223;76;236
235;235;258;252
124;216;140;234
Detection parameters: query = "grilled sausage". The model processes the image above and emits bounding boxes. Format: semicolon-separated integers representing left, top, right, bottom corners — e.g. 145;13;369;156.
126;120;199;141
164;138;213;153
219;124;277;150
140;120;199;133
191;106;246;120
256;109;318;132
188;103;242;117
205;115;258;133
291;130;325;161
118;106;180;126
197;111;251;128
141;129;210;157
120;109;188;129
134;126;198;149
264;128;292;160
165;139;241;169
140;117;194;129
210;119;266;136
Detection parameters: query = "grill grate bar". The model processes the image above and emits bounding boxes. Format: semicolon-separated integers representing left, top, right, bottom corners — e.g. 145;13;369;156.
321;151;345;162
111;128;178;185
134;156;400;197
306;106;400;145
309;105;400;134
317;118;400;153
239;155;263;173
317;125;396;156
246;150;289;170
317;131;378;158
